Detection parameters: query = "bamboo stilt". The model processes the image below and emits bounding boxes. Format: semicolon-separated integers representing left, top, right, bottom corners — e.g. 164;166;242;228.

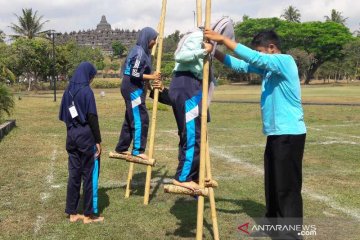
205;179;218;188
196;0;211;239
109;151;155;166
206;141;219;240
164;184;209;197
125;163;134;198
143;0;167;205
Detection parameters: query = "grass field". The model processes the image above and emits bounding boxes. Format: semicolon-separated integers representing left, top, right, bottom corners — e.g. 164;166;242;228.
1;84;359;239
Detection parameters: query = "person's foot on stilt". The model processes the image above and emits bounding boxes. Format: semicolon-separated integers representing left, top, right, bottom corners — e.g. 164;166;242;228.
193;178;210;184
116;150;131;155
135;153;149;160
69;214;84;223
83;215;104;224
173;179;200;191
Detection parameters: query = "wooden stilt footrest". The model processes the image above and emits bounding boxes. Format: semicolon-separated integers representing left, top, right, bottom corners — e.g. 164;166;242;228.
164;184;209;197
205;179;218;188
109;152;155;166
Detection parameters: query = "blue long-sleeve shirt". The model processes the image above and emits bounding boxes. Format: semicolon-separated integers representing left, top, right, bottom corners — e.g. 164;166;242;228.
223;44;306;136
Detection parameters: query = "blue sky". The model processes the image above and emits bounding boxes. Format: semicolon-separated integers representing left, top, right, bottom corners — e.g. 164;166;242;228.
0;0;359;37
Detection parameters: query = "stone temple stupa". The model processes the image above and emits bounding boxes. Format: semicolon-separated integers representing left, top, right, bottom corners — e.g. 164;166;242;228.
57;15;139;55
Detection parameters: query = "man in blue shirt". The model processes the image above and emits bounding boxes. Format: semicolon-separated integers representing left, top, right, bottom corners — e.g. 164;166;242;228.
205;29;306;239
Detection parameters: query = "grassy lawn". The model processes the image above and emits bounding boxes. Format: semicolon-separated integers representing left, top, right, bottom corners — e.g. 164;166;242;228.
1;84;359;239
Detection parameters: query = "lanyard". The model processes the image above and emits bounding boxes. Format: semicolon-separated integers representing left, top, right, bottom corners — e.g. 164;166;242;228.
69;86;85;105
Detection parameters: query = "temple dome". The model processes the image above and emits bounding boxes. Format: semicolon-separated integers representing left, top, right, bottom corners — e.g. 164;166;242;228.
96;15;111;31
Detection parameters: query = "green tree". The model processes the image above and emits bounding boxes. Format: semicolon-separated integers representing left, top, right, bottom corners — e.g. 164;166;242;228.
0;43;16;83
324;9;348;26
159;53;174;80
163;30;182;53
9;8;48;39
112;41;126;58
341;38;360;80
287;48;314;81
0;30;5;42
0;63;16;84
11;38;52;90
55;41;104;80
0;84;14;121
281;5;301;23
235;18;354;84
242;15;250;22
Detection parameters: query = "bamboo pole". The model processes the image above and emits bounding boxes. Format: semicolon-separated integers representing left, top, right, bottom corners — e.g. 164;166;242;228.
196;0;202;27
125;163;134;198
151;23;161;57
206;141;219;240
109;151;155;166
143;0;167;205
196;0;211;239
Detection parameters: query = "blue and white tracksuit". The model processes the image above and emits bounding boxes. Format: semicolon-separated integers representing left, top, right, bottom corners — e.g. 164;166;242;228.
170;31;208;182
116;46;151;156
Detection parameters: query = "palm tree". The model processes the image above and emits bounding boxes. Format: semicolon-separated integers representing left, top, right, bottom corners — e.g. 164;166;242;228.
281;6;301;23
324;9;348;25
9;8;48;39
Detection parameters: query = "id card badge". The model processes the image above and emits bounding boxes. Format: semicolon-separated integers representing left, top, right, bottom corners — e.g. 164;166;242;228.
68;103;78;119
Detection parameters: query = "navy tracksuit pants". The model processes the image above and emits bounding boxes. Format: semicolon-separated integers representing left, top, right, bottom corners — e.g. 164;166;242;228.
169;72;202;182
65;124;99;216
116;76;149;156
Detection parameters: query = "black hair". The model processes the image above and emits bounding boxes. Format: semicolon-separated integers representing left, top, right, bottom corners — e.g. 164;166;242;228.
251;30;281;49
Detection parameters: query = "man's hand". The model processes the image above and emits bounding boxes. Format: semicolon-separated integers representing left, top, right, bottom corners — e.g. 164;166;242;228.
204;29;224;43
205;28;237;51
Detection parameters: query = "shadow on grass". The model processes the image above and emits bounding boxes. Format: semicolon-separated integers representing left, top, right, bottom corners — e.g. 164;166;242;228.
98;187;112;214
122;165;168;202
166;197;197;238
166;197;215;239
215;198;265;218
165;197;265;238
76;187;113;215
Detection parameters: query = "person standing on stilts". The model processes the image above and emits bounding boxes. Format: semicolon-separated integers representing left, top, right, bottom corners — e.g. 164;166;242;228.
115;27;161;160
169;17;234;191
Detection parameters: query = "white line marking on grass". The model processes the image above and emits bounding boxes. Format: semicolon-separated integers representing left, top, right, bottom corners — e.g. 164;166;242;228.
34;216;45;234
310;123;360;128
303;190;360;221
308;127;360;139
315;140;359;145
209;147;360;221
157;129;177;133
40;192;50;202
155;147;178;151
212;144;265;148
209;148;264;175
34;148;57;234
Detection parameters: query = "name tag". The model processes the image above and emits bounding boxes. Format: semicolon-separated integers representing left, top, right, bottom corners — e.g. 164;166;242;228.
69;105;78;119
